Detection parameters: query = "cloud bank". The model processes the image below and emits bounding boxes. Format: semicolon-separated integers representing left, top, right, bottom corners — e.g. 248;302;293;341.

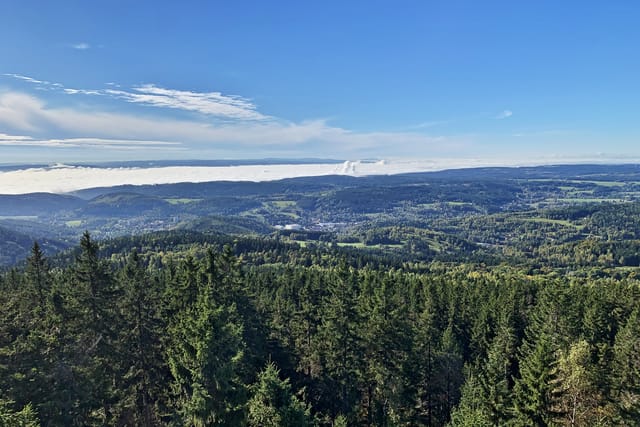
0;160;506;194
0;85;463;158
2;156;638;195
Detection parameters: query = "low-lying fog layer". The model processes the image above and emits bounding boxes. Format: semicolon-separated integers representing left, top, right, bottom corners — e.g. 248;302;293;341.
0;158;630;195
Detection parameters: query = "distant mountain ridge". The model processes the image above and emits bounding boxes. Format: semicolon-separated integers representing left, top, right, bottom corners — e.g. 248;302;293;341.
1;163;640;267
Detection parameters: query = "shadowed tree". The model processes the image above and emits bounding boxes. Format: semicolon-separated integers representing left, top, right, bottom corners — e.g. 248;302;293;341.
247;362;313;427
167;254;247;426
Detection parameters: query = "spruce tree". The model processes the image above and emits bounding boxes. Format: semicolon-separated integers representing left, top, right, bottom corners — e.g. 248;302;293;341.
69;231;122;424
247;362;313;427
317;259;362;420
611;308;640;423
479;314;517;425
448;369;492;427
116;250;166;426
512;283;573;426
167;255;246;426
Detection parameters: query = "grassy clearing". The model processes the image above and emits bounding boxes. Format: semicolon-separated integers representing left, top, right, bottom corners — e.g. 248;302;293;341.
554;198;625;203
0;215;38;220
271;200;297;208
165;198;201;205
337;242;404;249
523;217;582;229
528;179;626;187
65;220;83;227
337;242;367;248
284;212;301;219
580;180;626;187
424;238;443;252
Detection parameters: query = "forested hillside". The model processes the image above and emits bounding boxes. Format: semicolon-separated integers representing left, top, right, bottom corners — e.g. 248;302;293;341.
2;229;640;426
3;164;640;257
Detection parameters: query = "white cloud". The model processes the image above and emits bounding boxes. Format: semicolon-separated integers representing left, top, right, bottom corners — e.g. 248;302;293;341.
496;110;513;119
0;92;45;131
5;155;639;194
105;84;268;120
0;160;503;194
0;91;465;157
3;74;268;121
0;135;182;150
406;120;451;130
2;73;62;89
63;88;104;96
72;42;90;50
3;74;46;84
0;133;33;141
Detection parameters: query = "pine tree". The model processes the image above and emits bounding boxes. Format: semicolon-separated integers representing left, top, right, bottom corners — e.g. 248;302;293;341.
479;314;517;425
69;231;122;424
317;259;362;420
433;323;464;424
167;257;247;426
358;270;410;425
247;362;313;427
611;308;640;423
115;250;166;426
512;283;573;426
408;289;439;426
448;369;492;427
25;242;51;312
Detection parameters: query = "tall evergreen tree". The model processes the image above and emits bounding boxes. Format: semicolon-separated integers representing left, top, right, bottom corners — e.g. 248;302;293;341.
448;369;492;427
512;283;573;426
318;259;362;421
69;231;122;424
167;255;247;426
479;313;517;425
408;288;439;426
25;242;51;312
611;308;640;423
115;250;166;426
358;270;410;425
247;362;313;427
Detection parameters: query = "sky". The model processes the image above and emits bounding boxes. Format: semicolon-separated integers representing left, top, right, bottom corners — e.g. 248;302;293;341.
1;1;640;164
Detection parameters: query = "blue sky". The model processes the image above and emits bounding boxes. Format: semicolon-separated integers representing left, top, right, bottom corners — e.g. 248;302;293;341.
1;1;639;163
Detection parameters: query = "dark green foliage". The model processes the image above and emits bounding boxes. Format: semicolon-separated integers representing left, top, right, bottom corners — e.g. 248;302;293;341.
1;228;640;426
247;362;313;427
317;260;363;420
0;399;38;427
166;254;247;426
115;250;166;426
611;309;640;423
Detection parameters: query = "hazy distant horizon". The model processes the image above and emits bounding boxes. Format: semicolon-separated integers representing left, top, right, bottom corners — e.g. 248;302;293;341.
2;156;640;195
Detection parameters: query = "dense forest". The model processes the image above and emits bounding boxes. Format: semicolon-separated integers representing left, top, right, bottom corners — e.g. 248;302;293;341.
3;165;640;425
2;227;640;426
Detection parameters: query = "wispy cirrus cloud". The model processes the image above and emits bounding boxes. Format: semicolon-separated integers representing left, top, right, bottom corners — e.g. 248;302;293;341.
4;73;268;121
105;84;268;120
0;90;466;157
0;134;182;150
496;110;513;119
0;74;470;158
3;74;63;89
71;42;90;50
